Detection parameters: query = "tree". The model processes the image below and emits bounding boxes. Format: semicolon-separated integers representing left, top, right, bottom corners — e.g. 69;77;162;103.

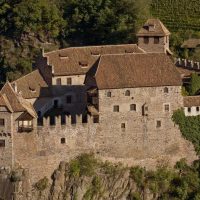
62;0;138;45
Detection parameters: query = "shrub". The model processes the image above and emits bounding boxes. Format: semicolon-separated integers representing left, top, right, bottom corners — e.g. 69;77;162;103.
34;176;49;191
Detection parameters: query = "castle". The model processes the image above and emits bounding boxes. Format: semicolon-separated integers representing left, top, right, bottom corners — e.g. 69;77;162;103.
0;19;198;183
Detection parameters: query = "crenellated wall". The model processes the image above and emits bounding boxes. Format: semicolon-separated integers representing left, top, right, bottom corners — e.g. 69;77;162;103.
175;58;200;70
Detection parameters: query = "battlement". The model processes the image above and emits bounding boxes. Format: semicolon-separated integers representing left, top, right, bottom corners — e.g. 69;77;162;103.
37;114;99;129
175;58;200;70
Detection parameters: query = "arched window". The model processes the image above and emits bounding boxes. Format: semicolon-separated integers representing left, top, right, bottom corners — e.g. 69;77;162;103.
130;104;136;111
164;87;169;93
125;90;130;96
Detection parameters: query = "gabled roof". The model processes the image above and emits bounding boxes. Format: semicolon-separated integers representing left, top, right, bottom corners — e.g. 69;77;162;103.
137;19;170;37
12;69;48;99
0;82;37;117
88;53;182;90
0;94;13;112
43;44;145;76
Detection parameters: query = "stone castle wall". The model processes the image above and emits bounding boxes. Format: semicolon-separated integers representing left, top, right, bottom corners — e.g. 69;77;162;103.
9;86;197;184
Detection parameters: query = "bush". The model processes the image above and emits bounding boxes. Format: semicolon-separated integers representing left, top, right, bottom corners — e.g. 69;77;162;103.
34;176;49;191
69;153;98;177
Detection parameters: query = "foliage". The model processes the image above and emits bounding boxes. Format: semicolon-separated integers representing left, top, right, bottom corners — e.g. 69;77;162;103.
69;153;98;177
10;171;22;182
182;86;189;96
188;73;200;95
172;109;200;154
34;176;49;191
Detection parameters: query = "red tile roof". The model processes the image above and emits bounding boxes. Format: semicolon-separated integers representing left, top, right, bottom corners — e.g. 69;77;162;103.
90;53;182;89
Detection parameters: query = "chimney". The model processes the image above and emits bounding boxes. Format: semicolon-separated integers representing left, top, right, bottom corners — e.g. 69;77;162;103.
12;82;17;93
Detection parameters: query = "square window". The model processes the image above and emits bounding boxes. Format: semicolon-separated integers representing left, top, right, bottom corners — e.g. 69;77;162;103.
188;107;191;112
61;138;66;144
66;96;72;104
93;115;99;123
196;107;199;112
107;92;111;97
67;78;72;85
130;104;136;111
144;37;149;44
164;104;170;112
56;78;61;85
0;119;5;126
113;105;119;112
156;120;161;128
0;140;5;147
154;37;160;44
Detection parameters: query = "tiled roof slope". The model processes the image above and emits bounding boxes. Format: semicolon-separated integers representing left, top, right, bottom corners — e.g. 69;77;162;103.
12;69;48;99
44;44;145;76
0;94;13;112
181;39;200;48
0;82;37;117
184;96;200;107
137;19;170;37
93;53;182;89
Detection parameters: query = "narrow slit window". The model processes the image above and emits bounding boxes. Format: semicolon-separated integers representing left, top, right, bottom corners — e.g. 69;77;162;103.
196;107;199;112
164;87;169;93
164;104;170;112
121;123;125;129
0;140;5;148
188;107;191;112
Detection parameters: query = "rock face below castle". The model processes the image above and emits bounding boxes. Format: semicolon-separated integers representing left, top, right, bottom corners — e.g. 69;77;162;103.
0;19;198;187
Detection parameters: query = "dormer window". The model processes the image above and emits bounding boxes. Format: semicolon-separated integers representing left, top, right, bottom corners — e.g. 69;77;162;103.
91;50;100;56
59;53;69;59
79;61;88;67
148;24;155;32
125;49;134;54
29;86;36;93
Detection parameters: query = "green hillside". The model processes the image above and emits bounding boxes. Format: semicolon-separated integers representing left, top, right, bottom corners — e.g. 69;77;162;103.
151;0;200;31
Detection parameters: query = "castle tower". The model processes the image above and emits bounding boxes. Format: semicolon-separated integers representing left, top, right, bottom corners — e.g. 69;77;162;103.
137;19;171;54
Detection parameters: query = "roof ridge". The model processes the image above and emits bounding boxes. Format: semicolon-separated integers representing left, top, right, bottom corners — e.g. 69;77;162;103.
44;44;139;55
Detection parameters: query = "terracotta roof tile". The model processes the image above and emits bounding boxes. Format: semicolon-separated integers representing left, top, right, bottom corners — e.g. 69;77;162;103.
44;44;145;76
181;39;200;48
12;70;48;99
0;82;37;117
184;96;200;107
91;53;182;89
137;19;170;37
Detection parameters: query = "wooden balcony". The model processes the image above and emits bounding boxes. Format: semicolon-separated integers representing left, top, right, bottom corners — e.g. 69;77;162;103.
18;126;33;133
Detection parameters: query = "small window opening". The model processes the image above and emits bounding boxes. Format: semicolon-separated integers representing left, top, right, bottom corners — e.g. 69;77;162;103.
130;104;136;111
196;107;199;112
0;140;5;148
156;120;161;128
61;138;66;144
164;104;170;112
54;100;58;108
0;119;5;126
164;87;169;93
188;107;191;112
93;115;99;123
67;78;72;85
144;37;149;44
125;90;130;96
107;92;111;97
113;105;119;112
154;37;160;44
56;78;61;85
66;96;72;104
121;123;125;129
